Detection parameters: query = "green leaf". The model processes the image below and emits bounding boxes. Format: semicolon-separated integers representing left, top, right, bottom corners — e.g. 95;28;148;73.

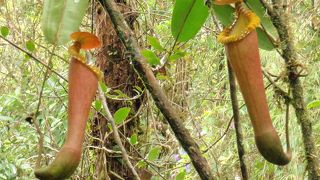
108;123;112;131
256;28;274;51
175;171;186;180
169;50;187;62
156;73;168;81
246;0;278;37
26;40;36;52
212;4;275;50
99;81;109;93
141;49;160;66
130;134;138;145
136;160;147;168
134;86;143;93
307;100;320;109
113;89;129;99
41;0;89;45
246;0;277;51
0;26;9;37
114;107;131;125
147;36;165;51
212;5;235;27
94;100;102;111
147;147;161;161
24;54;31;61
171;0;209;42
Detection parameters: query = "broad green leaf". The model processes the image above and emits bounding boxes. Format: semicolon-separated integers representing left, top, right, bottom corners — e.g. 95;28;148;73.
129;134;138;145
147;36;165;51
0;26;9;37
141;49;160;66
26;40;36;52
307;100;320;109
256;28;274;51
41;0;89;45
212;5;235;27
169;50;187;62
94;100;102;111
246;0;278;37
114;107;131;125
171;0;209;42
212;4;275;50
175;171;186;180
147;147;160;161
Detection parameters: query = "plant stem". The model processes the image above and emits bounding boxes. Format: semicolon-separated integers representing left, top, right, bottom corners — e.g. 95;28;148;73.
227;62;248;180
34;46;56;167
98;85;141;180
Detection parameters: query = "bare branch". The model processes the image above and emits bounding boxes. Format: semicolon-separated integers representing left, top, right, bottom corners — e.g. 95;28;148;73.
98;85;141;180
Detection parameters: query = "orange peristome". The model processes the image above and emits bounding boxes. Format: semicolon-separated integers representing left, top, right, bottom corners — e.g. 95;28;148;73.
70;32;101;50
218;5;260;44
214;0;242;5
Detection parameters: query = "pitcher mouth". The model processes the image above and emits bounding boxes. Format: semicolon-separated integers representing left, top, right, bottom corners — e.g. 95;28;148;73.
68;45;103;80
68;32;103;80
217;5;260;44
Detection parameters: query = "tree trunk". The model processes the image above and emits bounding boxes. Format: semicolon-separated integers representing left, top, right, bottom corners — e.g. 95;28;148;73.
92;1;144;179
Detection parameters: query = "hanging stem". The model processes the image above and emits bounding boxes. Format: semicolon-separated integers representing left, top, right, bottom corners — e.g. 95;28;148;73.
98;85;141;180
227;61;248;179
35;45;56;168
